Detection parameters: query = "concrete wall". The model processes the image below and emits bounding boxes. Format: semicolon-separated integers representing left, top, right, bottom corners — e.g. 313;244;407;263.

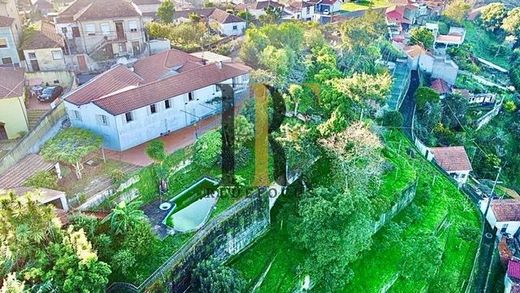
0;102;66;174
0;95;28;139
23;48;67;71
25;70;76;89
0;26;20;65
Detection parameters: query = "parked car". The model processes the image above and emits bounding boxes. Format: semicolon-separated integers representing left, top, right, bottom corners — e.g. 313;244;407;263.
37;86;63;102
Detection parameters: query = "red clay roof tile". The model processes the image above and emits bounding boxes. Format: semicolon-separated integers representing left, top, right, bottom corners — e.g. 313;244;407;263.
430;146;472;172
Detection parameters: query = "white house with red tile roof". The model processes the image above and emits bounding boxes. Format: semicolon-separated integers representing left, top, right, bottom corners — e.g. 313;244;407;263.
283;0;316;21
63;49;250;151
429;146;472;185
480;199;520;236
172;8;246;36
506;258;520;293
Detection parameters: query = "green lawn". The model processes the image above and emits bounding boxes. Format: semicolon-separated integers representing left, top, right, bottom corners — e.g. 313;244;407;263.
463;21;512;70
230;131;481;292
341;0;392;12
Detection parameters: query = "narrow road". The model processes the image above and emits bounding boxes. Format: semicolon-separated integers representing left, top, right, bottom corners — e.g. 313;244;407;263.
399;70;419;138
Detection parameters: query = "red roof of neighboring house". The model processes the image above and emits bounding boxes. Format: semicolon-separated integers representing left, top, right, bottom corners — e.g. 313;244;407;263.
491;200;520;222
287;0;314;10
22;21;64;50
499;237;513;265
436;34;464;44
93;62;250;115
0;67;24;99
386;6;411;24
132;0;160;4
320;0;339;5
253;0;284;9
509;258;520;280
172;8;245;24
65;65;143;106
430;78;450;94
55;0;92;23
0;16;14;27
0;154;55;189
430;146;472;172
404;44;426;58
74;0;141;21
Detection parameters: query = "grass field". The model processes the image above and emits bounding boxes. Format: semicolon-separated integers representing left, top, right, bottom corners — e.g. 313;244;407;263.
230;131;481;292
463;21;512;70
341;0;392;12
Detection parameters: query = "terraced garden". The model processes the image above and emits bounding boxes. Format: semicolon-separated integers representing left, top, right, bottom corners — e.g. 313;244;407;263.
230;131;481;292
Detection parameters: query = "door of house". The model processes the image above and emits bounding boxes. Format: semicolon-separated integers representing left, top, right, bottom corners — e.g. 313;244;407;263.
115;22;125;40
30;59;40;71
72;27;80;38
0;123;8;140
77;55;87;72
106;44;114;57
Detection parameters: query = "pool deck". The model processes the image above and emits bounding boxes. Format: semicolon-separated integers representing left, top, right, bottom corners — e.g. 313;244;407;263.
142;199;174;240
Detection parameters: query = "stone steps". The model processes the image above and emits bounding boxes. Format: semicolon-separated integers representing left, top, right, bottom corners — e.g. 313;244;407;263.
27;109;49;130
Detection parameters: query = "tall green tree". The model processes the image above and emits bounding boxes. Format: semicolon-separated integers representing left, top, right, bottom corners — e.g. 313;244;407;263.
415;87;440;110
146;139;169;193
480;3;507;31
157;0;175;24
502;8;520;37
443;0;472;24
293;186;374;291
409;27;435;49
106;201;146;235
41;128;102;179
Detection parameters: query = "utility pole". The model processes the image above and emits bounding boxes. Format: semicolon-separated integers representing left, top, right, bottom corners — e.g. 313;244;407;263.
482;165;503;224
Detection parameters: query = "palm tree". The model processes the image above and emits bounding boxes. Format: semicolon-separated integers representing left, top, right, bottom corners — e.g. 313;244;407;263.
105;201;146;235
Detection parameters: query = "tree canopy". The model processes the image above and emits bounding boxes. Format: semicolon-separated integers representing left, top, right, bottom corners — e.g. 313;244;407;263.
157;0;174;24
502;7;520;37
0;191;111;291
408;27;435;49
480;2;507;31
191;259;246;293
41;128;102;179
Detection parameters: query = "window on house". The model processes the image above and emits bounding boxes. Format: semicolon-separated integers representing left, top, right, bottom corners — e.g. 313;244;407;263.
73;110;82;121
28;52;36;59
232;25;238;30
0;38;7;48
150;104;157;114
100;23;110;36
2;57;12;64
188;92;194;101
165;99;171;109
51;50;63;60
119;42;126;53
61;27;67;34
97;114;109;126
125;112;133;122
128;21;138;32
85;24;96;36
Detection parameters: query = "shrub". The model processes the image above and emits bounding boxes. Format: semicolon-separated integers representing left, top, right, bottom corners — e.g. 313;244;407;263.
504;100;517;113
24;171;58;189
110;169;126;185
193;131;222;169
458;225;480;241
381;111;404;128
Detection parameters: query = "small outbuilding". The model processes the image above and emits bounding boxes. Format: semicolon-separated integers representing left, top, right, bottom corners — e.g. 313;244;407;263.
429;146;472;185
